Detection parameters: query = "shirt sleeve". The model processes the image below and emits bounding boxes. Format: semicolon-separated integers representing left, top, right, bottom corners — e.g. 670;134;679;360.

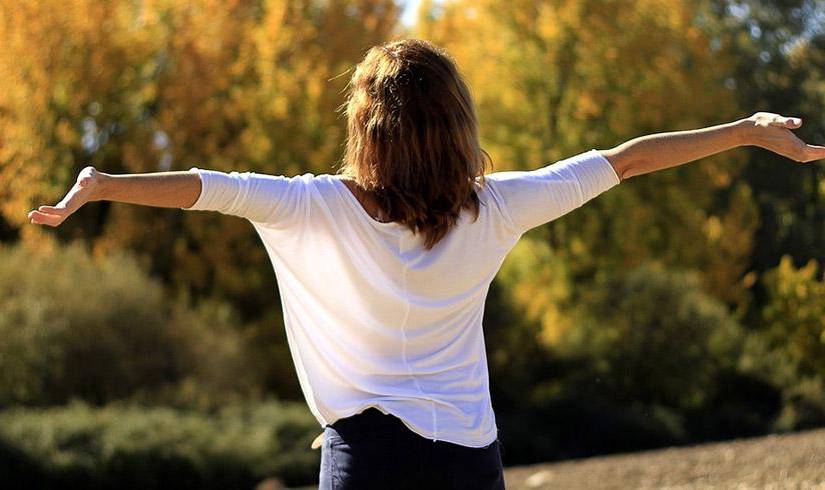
181;167;309;228
483;149;620;236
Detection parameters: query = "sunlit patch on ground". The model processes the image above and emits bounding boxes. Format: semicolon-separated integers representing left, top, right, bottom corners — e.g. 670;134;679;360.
503;427;825;489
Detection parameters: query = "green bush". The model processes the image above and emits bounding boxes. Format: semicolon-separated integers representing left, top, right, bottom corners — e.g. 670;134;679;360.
488;262;768;463
557;262;745;412
759;255;825;429
0;399;321;489
0;241;259;408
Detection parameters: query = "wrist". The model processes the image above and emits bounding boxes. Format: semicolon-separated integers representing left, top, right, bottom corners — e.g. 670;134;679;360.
89;170;111;202
730;118;756;147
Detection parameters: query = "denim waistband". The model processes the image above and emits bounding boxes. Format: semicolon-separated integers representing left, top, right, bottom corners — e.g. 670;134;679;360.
329;406;402;433
327;406;504;455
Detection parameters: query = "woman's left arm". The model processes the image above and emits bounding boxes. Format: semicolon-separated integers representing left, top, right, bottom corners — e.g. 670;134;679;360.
600;112;825;181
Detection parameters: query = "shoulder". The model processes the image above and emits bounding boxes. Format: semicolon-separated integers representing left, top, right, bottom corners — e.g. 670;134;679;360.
258;171;330;191
473;174;504;205
302;173;342;192
278;173;347;203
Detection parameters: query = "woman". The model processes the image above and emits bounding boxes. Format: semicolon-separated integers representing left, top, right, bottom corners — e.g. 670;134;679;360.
27;39;825;489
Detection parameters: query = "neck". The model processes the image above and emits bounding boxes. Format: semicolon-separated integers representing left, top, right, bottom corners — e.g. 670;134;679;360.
344;179;392;223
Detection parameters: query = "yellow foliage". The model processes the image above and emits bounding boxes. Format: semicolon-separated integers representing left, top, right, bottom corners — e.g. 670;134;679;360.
1;0;401;309
412;0;758;332
499;236;573;349
762;255;825;376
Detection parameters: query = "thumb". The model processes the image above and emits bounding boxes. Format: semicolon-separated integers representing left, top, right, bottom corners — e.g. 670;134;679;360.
38;205;69;215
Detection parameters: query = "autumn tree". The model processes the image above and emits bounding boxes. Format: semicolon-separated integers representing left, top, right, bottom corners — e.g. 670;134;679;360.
411;0;758;349
1;0;404;398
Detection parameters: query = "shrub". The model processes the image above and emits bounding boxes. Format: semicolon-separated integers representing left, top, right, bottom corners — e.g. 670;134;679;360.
557;262;744;412
0;241;259;408
0;399;321;489
759;255;825;381
735;256;825;430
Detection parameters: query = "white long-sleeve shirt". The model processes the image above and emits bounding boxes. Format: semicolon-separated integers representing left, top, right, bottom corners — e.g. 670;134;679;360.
182;149;620;447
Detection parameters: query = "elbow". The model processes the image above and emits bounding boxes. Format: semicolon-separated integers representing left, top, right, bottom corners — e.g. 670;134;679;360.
598;148;642;181
616;163;634;181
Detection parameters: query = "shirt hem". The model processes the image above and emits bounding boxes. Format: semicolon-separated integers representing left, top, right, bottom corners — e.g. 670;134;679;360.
588;148;622;185
327;403;498;448
182;167;209;210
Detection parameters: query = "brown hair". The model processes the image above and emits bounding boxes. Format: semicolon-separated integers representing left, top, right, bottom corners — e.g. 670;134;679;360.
335;39;493;250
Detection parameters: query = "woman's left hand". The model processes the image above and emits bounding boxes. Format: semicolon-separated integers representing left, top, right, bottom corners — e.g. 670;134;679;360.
743;112;825;163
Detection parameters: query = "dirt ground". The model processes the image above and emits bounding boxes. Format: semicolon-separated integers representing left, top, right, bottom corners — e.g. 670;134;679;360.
282;428;825;489
503;428;825;489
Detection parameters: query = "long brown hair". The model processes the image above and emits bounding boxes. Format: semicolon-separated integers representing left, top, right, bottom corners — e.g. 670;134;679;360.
335;39;493;250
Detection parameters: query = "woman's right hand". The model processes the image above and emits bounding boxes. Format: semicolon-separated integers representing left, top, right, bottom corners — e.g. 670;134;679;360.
742;112;825;163
27;166;104;227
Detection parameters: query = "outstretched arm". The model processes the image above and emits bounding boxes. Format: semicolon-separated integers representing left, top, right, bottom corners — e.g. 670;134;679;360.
600;112;825;181
28;166;307;228
27;167;202;227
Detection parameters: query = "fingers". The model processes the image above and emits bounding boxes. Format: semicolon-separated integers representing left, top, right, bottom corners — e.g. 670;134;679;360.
37;205;68;215
761;118;825;162
802;144;825;163
768;115;802;128
28;209;65;227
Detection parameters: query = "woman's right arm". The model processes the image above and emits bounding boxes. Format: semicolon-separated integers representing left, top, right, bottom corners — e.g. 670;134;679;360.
28;166;308;228
28;167;202;227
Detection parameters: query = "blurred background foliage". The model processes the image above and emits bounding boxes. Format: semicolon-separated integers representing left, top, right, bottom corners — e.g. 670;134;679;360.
2;0;825;487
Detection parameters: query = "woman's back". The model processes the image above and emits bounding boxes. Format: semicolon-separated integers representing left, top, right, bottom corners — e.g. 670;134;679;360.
184;148;620;446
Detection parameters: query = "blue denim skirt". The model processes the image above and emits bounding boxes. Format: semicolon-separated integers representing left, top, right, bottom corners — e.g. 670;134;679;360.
318;407;505;489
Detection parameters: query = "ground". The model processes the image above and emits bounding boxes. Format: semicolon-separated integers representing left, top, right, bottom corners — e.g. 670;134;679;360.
503;428;825;489
284;427;825;489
